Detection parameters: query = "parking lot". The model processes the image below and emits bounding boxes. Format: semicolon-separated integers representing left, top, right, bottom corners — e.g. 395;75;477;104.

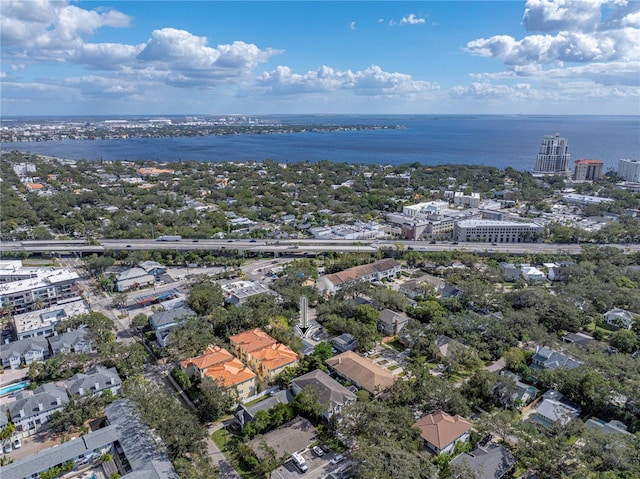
271;449;350;479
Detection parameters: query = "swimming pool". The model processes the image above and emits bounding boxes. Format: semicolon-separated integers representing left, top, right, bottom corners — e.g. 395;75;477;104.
0;380;29;397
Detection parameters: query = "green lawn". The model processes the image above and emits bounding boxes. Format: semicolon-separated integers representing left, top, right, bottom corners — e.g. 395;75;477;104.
211;428;231;450
384;338;405;352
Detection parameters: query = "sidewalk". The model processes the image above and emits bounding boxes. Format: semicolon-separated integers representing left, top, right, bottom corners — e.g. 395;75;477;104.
207;425;241;479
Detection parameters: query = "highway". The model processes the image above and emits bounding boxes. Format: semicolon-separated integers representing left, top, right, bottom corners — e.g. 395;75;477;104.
1;238;638;256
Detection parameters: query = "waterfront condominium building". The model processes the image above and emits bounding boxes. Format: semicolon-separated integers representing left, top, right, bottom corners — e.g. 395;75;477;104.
573;159;603;181
533;133;571;177
453;220;544;243
618;159;640;182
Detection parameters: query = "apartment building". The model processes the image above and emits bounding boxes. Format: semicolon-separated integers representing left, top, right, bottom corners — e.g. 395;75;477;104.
0;265;80;315
573;159;603;181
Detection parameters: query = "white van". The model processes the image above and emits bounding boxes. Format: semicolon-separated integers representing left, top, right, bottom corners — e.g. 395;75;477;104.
291;452;308;472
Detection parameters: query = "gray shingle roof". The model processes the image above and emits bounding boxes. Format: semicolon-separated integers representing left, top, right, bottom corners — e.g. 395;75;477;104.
149;306;195;329
67;365;121;396
105;399;179;479
292;369;357;410
0;337;48;360
450;443;516;479
8;383;69;420
48;326;91;352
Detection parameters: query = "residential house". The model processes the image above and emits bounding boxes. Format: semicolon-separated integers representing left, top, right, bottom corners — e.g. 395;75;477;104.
378;309;410;336
521;266;547;282
498;371;539;408
449;443;516;479
562;332;594;347
180;345;234;378
234;389;294;430
66;366;122;397
546;261;575;281
436;335;471;360
203;357;258;401
1;336;49;369
531;345;583;370
248;342;299;381
399;274;445;300
104;399;179;479
604;308;637;329
531;390;580;428
149;306;196;347
500;263;523;282
326;351;395;396
49;326;92;356
413;411;473;455
229;328;277;363
291;369;357;420
332;332;358;353
9;383;69;431
585;418;631;436
316;259;401;295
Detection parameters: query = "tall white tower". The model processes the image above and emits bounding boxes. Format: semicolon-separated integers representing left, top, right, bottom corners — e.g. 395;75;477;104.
618;159;640;182
533;133;571;177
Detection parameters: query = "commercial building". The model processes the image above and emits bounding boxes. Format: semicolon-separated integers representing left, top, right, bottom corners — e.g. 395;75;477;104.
453;220;544;243
115;267;155;292
618;159;640;182
221;280;273;305
533;133;571;177
573;159;603;181
12;300;89;340
0;264;80;315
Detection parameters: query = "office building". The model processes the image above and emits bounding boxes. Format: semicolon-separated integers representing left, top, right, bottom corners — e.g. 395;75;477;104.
453;220;544;243
573;159;603;181
533;133;571;177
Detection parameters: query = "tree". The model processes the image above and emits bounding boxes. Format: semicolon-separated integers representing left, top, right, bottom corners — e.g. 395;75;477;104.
187;280;224;315
292;385;326;419
0;423;15;440
195;377;235;423
610;329;639;353
130;313;148;331
313;342;333;362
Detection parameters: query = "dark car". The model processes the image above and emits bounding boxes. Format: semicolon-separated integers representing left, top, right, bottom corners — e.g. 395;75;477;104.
192;239;199;242
249;239;257;243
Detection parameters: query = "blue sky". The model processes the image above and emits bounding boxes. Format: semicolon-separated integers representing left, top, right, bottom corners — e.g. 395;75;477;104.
1;0;639;115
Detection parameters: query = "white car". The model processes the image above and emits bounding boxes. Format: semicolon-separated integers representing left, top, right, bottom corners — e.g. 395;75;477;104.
330;454;344;465
4;441;12;453
312;445;325;457
13;437;21;449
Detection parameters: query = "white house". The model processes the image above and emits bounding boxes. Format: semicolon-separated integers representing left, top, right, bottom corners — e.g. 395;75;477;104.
604;308;637;329
9;384;69;431
49;326;92;356
66;366;122;397
316;259;401;295
521;266;547;282
0;337;49;369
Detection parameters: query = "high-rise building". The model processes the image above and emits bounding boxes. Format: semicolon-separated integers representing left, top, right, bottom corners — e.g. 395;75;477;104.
533;133;571;177
618;159;640;182
573;159;603;181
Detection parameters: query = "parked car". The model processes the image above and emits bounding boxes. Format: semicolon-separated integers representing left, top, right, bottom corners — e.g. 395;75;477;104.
312;445;325;457
330;454;344;465
12;437;21;449
4;441;12;453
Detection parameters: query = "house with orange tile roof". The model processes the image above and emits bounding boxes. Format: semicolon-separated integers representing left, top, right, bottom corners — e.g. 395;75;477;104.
413;411;472;455
326;350;395;396
179;345;234;378
203;357;258;401
248;342;299;381
229;328;277;362
25;183;44;192
316;258;401;294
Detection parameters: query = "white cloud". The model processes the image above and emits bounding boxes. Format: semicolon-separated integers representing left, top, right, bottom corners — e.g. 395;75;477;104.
522;0;611;32
1;0;131;57
399;14;426;25
256;64;438;97
350;21;357;30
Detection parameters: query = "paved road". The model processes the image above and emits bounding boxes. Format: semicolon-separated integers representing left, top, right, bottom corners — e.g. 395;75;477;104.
3;239;639;256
